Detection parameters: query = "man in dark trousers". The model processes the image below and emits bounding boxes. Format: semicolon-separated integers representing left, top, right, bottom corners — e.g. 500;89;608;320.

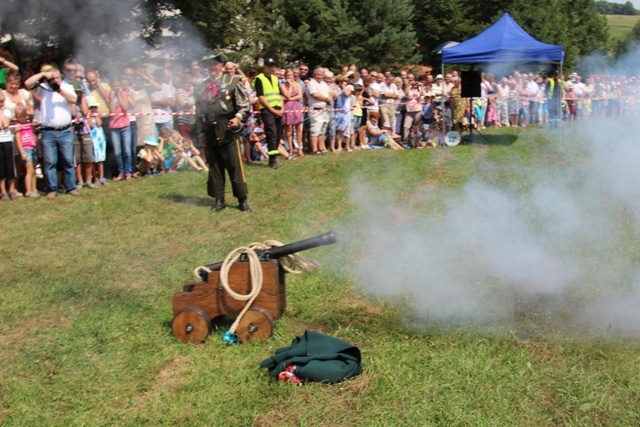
195;51;252;212
252;58;283;169
545;70;563;129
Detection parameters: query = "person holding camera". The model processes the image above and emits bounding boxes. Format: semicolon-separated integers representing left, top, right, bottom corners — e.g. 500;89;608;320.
25;67;78;198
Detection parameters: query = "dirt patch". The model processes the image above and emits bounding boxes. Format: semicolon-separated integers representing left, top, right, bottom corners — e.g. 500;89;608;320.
154;355;188;390
430;153;459;168
252;373;372;427
512;336;563;366
0;311;73;370
136;355;189;407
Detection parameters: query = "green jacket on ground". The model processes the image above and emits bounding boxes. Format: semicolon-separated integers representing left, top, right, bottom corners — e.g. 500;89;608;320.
260;330;363;383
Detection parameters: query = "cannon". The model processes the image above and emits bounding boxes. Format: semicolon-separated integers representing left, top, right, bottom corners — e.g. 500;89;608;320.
171;231;337;344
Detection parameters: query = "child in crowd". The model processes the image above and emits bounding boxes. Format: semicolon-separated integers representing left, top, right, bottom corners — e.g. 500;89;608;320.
74;85;96;189
380;122;405;151
486;96;498;128
242;115;257;163
87;96;107;185
247;127;293;161
137;135;164;175
351;84;364;150
407;119;426;149
160;127;181;173
443;101;452;133
249;127;269;161
13;105;39;197
473;98;484;129
170;130;207;171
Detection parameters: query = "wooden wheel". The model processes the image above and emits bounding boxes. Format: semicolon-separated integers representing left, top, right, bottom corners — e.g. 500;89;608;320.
172;307;211;344
235;307;275;343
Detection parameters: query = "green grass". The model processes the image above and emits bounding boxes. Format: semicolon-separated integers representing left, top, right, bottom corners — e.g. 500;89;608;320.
606;14;640;40
2;126;640;426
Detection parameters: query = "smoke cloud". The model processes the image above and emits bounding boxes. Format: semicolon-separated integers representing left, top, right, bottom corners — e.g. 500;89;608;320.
344;49;640;339
2;0;205;72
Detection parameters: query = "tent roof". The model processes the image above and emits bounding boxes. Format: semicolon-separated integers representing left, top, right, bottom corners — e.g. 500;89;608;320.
441;13;564;64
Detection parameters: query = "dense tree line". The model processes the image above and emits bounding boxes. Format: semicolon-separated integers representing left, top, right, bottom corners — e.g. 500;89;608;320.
595;1;638;15
0;0;624;72
170;0;609;70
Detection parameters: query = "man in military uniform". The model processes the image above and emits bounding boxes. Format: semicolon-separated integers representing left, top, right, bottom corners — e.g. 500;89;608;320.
196;50;252;212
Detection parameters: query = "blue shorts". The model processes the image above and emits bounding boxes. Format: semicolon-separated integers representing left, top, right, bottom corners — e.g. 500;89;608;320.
352;115;362;131
164;155;176;170
24;147;38;163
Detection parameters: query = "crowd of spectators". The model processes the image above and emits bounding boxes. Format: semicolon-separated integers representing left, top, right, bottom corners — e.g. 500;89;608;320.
0;48;639;201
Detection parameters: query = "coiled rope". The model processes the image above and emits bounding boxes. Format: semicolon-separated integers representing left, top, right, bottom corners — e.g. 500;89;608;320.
193;240;321;336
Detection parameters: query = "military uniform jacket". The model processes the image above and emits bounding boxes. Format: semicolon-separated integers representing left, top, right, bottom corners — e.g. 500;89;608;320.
195;73;251;136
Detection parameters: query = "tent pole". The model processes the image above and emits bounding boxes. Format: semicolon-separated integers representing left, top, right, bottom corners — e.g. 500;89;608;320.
559;61;564;128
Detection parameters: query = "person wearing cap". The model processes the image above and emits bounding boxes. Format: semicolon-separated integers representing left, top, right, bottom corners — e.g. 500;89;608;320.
431;74;444;104
247;127;270;160
25;67;79;198
137;135;164;175
195;50;252;212
252;58;284;169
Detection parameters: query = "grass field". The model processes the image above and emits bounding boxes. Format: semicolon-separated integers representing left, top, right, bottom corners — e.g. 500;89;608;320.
2;123;640;426
606;14;640;40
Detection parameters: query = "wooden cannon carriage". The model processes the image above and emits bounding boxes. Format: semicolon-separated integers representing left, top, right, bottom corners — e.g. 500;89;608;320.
171;231;336;344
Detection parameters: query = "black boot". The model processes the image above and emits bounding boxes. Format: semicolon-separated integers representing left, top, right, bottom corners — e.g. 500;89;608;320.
212;198;227;212
269;156;281;170
238;198;252;212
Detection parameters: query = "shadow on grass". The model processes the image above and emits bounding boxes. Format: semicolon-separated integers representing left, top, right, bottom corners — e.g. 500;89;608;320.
162;192;212;207
462;133;517;146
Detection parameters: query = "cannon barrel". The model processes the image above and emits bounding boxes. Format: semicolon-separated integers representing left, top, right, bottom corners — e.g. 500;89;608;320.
250;231;337;260
198;231;337;280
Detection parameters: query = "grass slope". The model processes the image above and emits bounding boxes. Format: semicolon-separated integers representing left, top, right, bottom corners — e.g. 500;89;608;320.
606;14;640;40
1;127;640;426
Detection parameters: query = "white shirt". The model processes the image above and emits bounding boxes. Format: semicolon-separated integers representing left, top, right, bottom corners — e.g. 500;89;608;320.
430;82;444;102
0;108;12;142
369;82;381;107
307;78;330;108
3;89;32;119
526;80;539;97
443;82;454;97
150;83;175;124
37;81;77;127
379;82;398;105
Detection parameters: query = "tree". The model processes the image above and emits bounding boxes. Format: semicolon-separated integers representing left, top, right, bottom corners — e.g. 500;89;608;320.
218;0;420;70
412;0;511;65
167;0;250;52
595;1;638;15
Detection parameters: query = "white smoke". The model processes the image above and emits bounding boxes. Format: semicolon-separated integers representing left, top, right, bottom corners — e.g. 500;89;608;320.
3;0;205;72
345;51;640;338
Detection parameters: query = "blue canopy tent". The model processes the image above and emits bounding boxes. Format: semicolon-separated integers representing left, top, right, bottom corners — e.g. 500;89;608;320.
439;13;564;133
441;13;564;65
